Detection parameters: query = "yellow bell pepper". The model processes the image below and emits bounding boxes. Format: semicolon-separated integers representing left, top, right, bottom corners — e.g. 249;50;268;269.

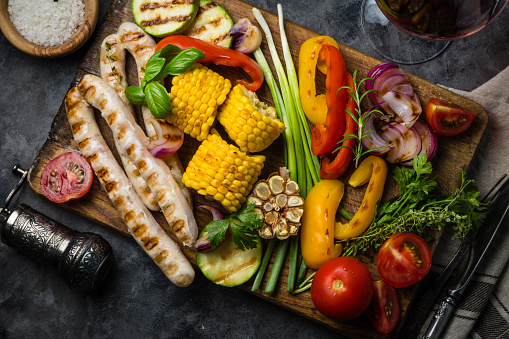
298;36;340;126
335;156;388;240
301;179;344;270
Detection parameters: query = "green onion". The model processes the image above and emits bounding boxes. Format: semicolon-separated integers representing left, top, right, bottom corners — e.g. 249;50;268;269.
264;238;289;293
252;6;320;294
251;237;276;291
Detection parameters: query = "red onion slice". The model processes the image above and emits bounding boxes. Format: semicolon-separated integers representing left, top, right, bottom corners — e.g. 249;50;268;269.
380;122;422;164
147;119;184;158
382;91;422;127
194;206;226;252
378;74;407;96
401;120;438;166
366;63;423;127
229;18;262;54
362;112;394;155
199;205;224;221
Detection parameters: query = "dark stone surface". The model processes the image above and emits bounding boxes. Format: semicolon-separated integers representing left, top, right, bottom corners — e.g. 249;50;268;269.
1;1;508;338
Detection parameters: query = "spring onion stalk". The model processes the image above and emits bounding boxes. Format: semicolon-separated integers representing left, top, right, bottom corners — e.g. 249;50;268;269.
286;234;299;292
253;48;292;170
251;237;277;291
253;6;320;293
277;4;321;186
296;257;308;285
264;238;289;293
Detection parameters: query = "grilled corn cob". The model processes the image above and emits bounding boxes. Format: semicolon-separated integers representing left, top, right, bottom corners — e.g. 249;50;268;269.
217;84;285;152
168;64;232;141
183;130;265;212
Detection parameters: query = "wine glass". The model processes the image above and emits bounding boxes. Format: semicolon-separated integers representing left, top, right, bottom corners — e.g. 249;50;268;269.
361;0;509;64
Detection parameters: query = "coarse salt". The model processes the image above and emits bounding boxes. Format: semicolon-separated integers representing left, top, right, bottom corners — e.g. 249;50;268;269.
8;0;85;47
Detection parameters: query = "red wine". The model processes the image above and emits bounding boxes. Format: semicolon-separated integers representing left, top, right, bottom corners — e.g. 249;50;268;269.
377;0;508;40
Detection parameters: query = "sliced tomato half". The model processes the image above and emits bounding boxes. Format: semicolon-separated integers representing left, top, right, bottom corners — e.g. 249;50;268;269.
40;152;93;203
426;98;476;136
366;280;400;334
377;232;431;288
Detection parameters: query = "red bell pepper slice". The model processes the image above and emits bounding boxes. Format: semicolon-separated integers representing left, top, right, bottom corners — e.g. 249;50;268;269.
320;73;358;179
155;35;264;92
310;44;348;156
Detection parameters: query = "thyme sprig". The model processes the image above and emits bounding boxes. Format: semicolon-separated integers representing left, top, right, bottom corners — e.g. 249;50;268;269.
341;153;488;257
335;70;390;167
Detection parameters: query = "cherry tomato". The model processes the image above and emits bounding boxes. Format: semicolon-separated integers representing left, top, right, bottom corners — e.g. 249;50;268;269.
311;257;373;321
426;98;476;136
366;280;400;334
377;233;431;288
40;152;93;203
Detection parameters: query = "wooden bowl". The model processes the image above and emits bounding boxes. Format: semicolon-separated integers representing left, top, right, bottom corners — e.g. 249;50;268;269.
0;0;99;58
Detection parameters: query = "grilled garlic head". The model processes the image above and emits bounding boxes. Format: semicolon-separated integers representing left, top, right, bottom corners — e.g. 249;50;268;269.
247;168;304;240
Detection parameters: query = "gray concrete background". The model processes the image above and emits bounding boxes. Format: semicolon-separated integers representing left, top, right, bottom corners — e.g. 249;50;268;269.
1;0;508;338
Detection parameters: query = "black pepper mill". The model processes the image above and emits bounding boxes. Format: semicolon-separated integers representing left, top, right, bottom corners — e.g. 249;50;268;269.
0;165;114;292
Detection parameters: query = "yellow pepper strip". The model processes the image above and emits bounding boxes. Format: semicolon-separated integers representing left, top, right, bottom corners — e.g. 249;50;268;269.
334;156;388;240
301;179;344;270
298;36;339;126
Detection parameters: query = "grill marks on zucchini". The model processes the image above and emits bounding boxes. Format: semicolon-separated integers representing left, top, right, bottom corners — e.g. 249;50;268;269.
185;0;233;47
140;14;193;28
132;0;199;37
140;0;194;11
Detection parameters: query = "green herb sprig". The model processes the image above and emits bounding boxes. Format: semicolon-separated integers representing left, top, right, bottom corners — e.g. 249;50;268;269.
105;42;124;87
125;44;204;119
202;203;263;251
341;153;488;257
335;70;391;167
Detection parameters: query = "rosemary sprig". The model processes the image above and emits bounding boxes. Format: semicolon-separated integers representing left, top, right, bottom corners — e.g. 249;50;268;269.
335;70;390;167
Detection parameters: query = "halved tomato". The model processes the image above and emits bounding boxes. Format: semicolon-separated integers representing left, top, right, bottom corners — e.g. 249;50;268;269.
40;152;93;203
377;232;431;288
426;98;475;136
366;280;400;334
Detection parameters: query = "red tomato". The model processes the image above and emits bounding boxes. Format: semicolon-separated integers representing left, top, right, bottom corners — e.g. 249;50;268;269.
377;233;431;288
311;257;373;321
366;280;400;334
40;152;93;203
426;98;476;136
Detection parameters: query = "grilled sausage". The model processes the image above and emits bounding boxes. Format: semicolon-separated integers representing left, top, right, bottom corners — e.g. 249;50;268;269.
65;87;194;287
100;34;160;212
117;22;193;207
78;74;198;247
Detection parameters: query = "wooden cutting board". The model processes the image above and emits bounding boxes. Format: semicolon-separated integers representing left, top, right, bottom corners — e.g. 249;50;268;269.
27;0;488;337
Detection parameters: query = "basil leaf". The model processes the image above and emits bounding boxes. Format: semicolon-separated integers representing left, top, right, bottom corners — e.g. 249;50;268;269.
125;86;146;106
156;44;183;62
144;82;172;119
166;48;205;76
141;57;165;88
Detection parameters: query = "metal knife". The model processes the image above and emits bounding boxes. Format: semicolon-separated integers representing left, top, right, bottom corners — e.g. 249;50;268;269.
422;178;509;339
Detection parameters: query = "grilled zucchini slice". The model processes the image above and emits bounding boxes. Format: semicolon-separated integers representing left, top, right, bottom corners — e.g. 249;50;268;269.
132;0;199;38
196;232;262;287
185;0;234;47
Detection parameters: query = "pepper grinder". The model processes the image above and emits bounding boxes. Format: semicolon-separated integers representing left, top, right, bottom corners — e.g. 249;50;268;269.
0;165;114;292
